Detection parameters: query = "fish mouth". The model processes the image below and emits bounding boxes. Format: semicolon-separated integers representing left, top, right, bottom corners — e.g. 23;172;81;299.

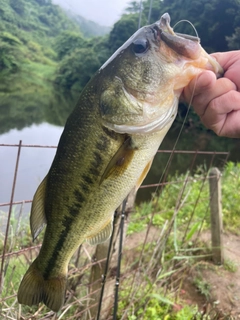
157;13;223;77
157;13;201;60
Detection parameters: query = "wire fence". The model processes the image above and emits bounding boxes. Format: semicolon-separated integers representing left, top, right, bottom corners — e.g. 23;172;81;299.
0;141;231;319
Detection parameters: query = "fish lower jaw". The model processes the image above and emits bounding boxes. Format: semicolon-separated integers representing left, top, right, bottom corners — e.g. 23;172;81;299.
102;98;178;135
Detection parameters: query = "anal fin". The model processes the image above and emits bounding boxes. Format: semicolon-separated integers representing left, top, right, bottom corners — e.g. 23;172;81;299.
86;218;113;246
30;176;48;240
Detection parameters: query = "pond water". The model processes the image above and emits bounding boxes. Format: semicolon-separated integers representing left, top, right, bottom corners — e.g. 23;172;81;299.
0;123;63;215
1;90;240;219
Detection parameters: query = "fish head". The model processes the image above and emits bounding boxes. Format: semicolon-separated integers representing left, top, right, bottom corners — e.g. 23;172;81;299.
99;13;223;134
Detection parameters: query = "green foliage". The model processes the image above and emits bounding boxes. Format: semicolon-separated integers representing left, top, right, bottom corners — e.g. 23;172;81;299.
67;12;110;38
158;0;240;52
118;280;199;319
127;202;153;235
132;163;240;238
0;32;23;72
125;1;141;14
9;0;26;16
0;0;84;77
55;47;100;91
118;283;173;319
88;35;112;66
224;258;237;273
226;27;240;50
54;30;86;60
108;14;140;53
221;162;240;234
174;305;199;319
193;276;211;299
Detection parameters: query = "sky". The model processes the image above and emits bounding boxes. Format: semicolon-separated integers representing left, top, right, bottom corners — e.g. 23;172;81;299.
52;0;131;26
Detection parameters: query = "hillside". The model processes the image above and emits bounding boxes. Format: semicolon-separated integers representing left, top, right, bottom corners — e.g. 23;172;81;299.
66;11;110;38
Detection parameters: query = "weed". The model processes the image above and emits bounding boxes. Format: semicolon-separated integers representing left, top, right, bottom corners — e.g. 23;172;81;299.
193;276;211;300
223;258;238;273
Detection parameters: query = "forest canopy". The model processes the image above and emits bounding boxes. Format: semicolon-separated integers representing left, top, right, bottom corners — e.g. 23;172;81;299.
1;0;240;133
1;0;240;89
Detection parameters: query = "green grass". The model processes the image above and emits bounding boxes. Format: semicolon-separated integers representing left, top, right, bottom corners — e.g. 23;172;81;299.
130;162;240;237
1;163;240;319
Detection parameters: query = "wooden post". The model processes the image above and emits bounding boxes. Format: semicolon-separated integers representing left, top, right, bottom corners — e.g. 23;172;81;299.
209;167;223;265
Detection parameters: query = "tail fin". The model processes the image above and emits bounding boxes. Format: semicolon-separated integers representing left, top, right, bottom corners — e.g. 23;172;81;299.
18;259;67;312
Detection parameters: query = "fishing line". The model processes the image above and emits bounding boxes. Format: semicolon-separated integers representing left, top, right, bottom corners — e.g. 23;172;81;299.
149;17;201;198
138;0;143;29
173;19;199;40
123;21;201;314
147;0;154;24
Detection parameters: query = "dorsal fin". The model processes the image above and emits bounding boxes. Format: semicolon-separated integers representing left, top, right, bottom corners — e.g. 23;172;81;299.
30;176;47;241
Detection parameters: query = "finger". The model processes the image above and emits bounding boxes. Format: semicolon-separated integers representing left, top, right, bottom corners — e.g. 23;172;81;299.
211;51;240;70
211;52;240;90
201;90;240;138
192;77;237;117
181;70;216;105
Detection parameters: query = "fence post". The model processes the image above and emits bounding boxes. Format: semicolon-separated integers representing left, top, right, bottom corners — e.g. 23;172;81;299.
209;167;223;265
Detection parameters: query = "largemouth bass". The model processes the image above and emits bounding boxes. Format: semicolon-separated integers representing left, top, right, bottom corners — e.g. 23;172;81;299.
18;13;222;312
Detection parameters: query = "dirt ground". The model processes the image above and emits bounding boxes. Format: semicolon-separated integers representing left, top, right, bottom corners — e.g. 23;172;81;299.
180;232;240;318
124;229;240;318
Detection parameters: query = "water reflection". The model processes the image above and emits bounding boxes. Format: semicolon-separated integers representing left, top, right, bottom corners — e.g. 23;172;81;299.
1;85;240;216
0;86;77;135
0;123;63;214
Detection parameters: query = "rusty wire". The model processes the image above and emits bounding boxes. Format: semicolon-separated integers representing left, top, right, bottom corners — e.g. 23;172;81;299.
0;142;230;319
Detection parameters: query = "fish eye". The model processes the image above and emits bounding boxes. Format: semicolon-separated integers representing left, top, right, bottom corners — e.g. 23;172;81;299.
132;38;149;54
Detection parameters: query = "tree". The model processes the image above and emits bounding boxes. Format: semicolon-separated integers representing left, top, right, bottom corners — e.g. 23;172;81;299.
125;1;141;14
88;36;111;66
54;31;86;60
158;0;240;52
9;0;26;16
142;0;164;24
108;14;139;53
226;27;240;50
35;0;52;6
0;32;23;72
55;47;100;91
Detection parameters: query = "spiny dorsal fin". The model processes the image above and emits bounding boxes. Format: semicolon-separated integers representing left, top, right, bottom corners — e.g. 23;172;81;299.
100;136;136;185
86;218;113;246
30;176;47;241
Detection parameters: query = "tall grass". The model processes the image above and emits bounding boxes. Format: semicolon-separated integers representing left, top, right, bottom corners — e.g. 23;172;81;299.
1;163;239;319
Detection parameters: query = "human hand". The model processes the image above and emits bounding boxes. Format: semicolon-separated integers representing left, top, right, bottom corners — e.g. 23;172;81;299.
181;51;240;138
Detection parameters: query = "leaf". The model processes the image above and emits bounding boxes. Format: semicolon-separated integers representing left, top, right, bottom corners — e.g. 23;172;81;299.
156;269;176;281
148;293;174;306
185;221;200;241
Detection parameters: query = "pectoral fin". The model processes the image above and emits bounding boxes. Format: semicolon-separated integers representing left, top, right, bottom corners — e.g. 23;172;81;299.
86;218;113;245
30;176;47;241
100;136;136;184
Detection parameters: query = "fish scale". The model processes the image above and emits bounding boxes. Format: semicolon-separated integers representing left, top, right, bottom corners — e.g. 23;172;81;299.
18;13;223;312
